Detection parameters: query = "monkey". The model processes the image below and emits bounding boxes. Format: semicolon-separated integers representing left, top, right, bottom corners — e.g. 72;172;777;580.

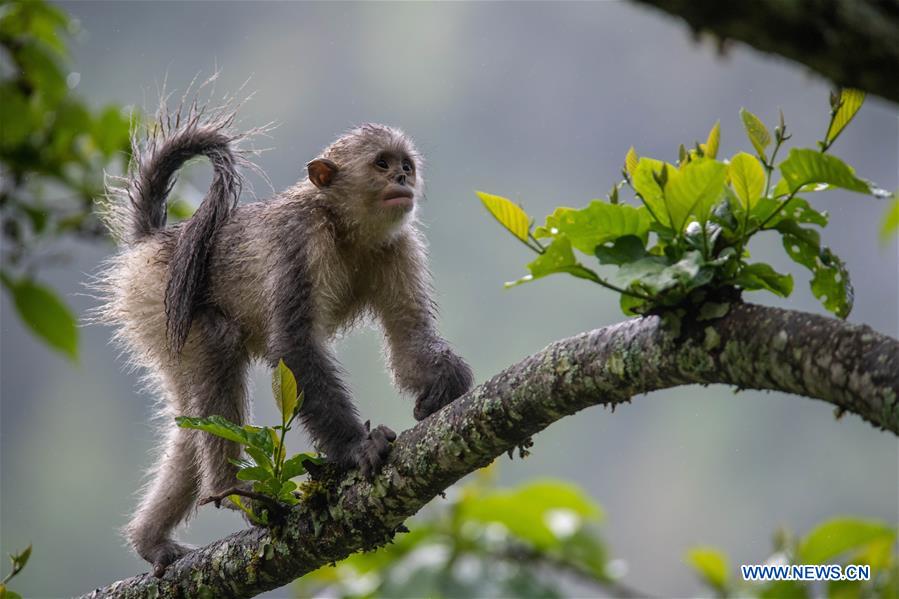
94;95;473;576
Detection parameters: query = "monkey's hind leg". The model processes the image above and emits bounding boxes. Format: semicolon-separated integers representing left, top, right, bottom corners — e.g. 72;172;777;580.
188;314;251;509
124;423;200;578
125;313;249;576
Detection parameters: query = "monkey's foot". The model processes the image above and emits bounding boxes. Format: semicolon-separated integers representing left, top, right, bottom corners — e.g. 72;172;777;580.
352;421;397;478
144;539;192;578
413;353;474;421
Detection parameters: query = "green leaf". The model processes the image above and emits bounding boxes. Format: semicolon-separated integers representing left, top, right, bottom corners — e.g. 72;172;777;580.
740;108;771;161
759;580;809;599
228;495;264;525
505;236;598;288
1;276;78;360
624;251;712;297
458;479;602;550
175;415;250;445
735;263;793;297
778;149;870;194
663;158;729;231
880;194;899;242
167;199;196;221
686;547;730;591
703;120;720;159
776;221;853;317
729;152;766;209
825;89;865;146
594;235;648;266
245;446;275;473
10;545;31;573
236;466;272;482
752;197;828;228
799;517;895;564
632;157;672;227
624;146;639;176
271;359;299;425
534;201;651;253
477;191;531;242
281;453;312;480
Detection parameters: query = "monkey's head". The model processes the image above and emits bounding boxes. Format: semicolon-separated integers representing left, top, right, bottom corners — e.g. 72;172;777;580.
306;124;423;238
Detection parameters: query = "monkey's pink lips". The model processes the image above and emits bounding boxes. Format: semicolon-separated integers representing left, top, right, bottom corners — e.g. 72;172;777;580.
381;186;415;210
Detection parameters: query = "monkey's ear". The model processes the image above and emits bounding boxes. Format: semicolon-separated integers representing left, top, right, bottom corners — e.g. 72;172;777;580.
307;158;339;188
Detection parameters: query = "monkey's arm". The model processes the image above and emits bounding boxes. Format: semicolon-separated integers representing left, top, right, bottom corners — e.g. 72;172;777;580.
373;234;474;421
267;237;395;476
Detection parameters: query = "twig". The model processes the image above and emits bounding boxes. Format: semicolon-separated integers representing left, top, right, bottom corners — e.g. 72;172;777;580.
199;487;287;516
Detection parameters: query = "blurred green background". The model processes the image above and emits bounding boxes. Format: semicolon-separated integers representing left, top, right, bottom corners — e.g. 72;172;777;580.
1;2;896;597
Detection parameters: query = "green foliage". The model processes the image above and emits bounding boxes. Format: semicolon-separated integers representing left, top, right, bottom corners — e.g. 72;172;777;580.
0;0;132;357
686;517;897;598
0;272;77;360
295;469;620;599
882;194;899;242
293;466;896;599
686;547;730;594
176;360;320;523
480;90;881;320
0;544;31;599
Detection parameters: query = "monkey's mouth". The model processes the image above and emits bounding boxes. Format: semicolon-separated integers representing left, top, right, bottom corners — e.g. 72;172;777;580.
380;185;415;210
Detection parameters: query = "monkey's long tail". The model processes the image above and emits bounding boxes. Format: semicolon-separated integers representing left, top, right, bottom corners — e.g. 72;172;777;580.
100;86;258;354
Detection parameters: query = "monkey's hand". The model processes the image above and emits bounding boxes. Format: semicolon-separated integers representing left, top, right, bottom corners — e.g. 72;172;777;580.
414;351;474;421
350;421;397;478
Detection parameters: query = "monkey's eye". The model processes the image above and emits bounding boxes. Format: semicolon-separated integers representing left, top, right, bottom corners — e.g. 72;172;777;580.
375;158;389;170
402;160;413;174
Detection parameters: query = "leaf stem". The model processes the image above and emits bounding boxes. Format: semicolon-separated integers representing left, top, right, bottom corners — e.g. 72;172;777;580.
527;232;546;253
580;266;655;301
273;410;299;483
745;187;802;238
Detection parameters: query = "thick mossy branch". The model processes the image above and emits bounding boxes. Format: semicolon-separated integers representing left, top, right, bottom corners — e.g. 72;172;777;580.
631;0;899;104
81;304;898;598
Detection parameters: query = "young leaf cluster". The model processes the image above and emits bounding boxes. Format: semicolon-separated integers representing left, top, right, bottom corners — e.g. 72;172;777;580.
175;360;321;524
294;468;617;599
687;517;898;598
0;545;31;599
480;90;882;320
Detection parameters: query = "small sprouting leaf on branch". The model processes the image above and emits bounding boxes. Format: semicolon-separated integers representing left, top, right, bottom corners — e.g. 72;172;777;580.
702;120;720;159
686;547;730;593
824;88;865;147
739;108;771;161
176;360;321;519
632;157;673;226
272;358;300;424
663;158;728;232
477;191;531;242
624;146;639;176
728;152;766;210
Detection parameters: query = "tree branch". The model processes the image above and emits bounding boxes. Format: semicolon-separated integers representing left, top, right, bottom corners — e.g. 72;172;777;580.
630;0;899;105
81;303;898;598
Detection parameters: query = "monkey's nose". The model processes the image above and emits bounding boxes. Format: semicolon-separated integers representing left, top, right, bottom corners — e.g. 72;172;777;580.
395;173;406;185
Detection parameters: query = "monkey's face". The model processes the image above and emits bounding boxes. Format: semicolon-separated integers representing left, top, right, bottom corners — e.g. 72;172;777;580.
309;124;423;238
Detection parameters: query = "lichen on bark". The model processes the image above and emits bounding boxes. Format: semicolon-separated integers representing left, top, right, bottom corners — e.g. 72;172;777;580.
81;303;898;598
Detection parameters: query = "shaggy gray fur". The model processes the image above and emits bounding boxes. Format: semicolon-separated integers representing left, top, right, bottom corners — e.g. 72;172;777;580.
95;94;472;576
